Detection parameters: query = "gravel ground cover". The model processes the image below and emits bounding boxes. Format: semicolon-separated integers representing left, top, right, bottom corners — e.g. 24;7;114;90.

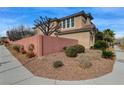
6;45;115;80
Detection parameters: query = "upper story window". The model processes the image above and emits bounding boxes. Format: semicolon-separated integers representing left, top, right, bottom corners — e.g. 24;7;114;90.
63;20;65;28
60;21;63;28
71;17;74;27
67;18;70;28
61;17;74;29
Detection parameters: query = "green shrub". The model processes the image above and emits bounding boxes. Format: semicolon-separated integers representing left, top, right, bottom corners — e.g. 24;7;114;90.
65;46;78;57
13;45;20;52
102;50;114;59
65;45;85;57
73;44;85;53
94;40;108;50
79;61;92;69
53;61;64;68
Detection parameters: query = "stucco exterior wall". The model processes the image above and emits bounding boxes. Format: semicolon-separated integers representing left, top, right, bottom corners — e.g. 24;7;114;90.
60;16;87;31
34;14;94;49
59;32;91;49
35;15;91;35
35;27;43;35
34;30;93;49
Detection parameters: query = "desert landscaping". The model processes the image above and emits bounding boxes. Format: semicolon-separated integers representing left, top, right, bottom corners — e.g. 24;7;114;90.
0;10;116;82
4;43;115;80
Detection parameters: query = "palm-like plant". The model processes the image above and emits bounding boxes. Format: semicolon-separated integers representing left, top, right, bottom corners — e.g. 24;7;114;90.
103;29;115;37
103;29;115;47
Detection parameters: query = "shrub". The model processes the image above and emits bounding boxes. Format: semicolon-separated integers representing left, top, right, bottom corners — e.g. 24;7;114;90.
20;45;26;54
63;46;67;51
13;45;20;52
73;44;85;53
65;46;78;57
26;51;35;58
21;50;26;54
53;61;64;68
0;41;3;45
4;40;10;46
28;44;34;51
26;44;35;58
102;50;114;59
65;44;85;57
94;40;108;50
79;61;92;69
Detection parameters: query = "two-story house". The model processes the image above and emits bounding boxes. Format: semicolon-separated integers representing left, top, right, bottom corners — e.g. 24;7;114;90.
35;11;97;48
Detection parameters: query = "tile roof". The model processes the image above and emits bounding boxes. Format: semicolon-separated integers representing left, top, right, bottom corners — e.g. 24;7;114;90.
52;10;93;21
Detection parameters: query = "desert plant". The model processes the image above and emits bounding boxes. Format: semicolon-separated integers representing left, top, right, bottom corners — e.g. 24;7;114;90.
53;60;64;68
0;41;3;45
0;41;4;45
28;44;34;51
95;31;104;42
13;45;20;52
26;51;35;58
4;40;10;46
20;45;26;54
65;46;78;57
73;44;85;53
26;44;35;58
79;61;92;69
94;40;108;50
102;50;114;59
63;46;67;51
21;50;26;54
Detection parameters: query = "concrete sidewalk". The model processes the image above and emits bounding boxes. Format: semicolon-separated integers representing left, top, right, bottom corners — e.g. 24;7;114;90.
0;45;56;85
0;45;124;85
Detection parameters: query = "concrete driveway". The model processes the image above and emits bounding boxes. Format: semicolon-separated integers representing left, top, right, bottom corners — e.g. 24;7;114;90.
0;45;124;85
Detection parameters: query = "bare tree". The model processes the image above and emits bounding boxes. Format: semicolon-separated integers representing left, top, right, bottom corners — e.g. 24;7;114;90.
6;25;35;41
34;16;60;36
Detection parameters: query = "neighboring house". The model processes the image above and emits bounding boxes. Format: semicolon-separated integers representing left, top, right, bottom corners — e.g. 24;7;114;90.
35;11;98;48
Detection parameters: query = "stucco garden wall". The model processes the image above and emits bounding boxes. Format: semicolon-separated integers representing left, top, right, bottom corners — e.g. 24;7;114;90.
11;35;78;56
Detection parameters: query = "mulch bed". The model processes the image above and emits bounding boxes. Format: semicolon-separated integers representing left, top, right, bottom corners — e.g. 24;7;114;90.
6;44;115;80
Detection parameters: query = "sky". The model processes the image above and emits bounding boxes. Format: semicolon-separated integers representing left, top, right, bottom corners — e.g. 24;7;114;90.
0;7;124;38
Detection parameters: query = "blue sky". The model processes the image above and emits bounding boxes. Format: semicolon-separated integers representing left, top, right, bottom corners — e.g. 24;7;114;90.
0;7;124;38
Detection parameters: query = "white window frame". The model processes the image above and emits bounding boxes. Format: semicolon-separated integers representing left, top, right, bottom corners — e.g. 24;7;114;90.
70;17;74;27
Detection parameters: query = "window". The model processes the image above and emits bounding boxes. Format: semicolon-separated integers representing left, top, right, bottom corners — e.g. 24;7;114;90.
71;17;74;27
62;18;74;28
60;21;63;28
67;18;70;28
63;20;65;28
